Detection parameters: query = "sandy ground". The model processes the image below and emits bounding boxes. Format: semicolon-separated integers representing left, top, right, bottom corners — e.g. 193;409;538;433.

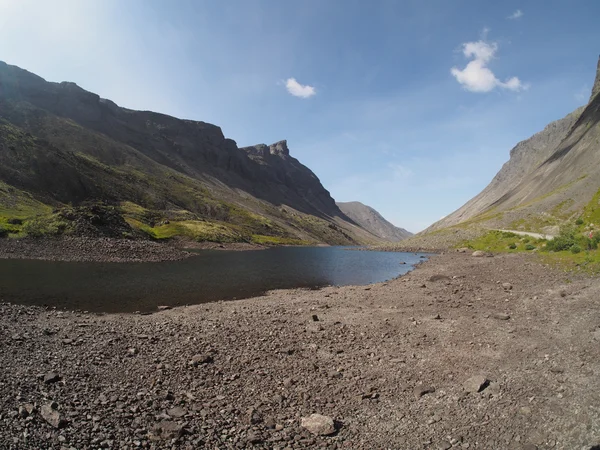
1;252;599;449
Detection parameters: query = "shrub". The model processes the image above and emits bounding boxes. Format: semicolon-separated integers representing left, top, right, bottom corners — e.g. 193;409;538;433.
22;216;68;237
0;226;7;238
575;218;584;225
508;243;517;249
570;244;582;254
546;225;577;252
525;244;536;251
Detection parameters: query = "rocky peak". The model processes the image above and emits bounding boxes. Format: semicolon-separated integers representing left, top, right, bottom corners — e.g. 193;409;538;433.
241;140;290;158
591;55;600;102
269;140;289;157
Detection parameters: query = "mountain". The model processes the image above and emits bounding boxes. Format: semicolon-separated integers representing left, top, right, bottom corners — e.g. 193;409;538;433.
0;61;385;245
422;55;600;242
336;201;412;242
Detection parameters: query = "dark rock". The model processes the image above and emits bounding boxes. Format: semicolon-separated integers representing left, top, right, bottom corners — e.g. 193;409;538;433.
43;372;61;384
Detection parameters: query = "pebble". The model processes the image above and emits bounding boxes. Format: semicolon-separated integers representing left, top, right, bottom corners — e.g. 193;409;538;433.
40;404;67;429
463;375;489;393
414;386;435;398
492;313;511;321
44;372;61;384
300;414;336;436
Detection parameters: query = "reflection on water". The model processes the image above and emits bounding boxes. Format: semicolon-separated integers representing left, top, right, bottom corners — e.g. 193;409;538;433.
0;246;427;313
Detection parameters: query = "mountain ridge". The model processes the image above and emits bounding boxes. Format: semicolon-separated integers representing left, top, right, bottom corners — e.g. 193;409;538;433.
417;55;600;246
0;61;392;245
336;201;412;242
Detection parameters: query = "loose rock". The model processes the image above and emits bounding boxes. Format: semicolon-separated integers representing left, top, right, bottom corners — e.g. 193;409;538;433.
463;375;489;393
300;414;336;436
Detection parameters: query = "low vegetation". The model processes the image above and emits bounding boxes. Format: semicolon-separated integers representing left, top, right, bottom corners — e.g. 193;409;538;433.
459;215;600;273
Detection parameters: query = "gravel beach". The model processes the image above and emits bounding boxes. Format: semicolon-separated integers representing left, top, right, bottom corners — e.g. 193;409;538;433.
1;252;599;449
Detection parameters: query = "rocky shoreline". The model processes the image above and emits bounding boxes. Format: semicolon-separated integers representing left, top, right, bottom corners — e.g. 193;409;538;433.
0;237;266;263
1;253;599;449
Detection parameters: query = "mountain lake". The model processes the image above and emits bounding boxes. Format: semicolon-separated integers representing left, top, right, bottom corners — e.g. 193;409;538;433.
0;246;428;313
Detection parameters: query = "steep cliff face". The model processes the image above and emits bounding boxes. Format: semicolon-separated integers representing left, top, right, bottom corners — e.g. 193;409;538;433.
0;61;384;245
336;201;412;242
591;55;600;102
428;107;584;231
425;56;600;236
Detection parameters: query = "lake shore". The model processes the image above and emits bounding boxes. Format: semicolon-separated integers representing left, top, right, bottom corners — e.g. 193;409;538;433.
1;252;599;449
0;237;266;263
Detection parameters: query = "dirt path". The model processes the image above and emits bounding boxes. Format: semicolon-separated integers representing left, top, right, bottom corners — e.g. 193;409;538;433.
495;229;555;240
1;253;599;449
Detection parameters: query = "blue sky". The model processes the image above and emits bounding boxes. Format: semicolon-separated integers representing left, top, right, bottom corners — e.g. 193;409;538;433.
1;0;599;231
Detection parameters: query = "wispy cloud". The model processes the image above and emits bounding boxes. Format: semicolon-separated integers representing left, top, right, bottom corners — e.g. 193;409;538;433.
285;78;316;98
507;10;523;20
451;40;527;93
575;84;590;102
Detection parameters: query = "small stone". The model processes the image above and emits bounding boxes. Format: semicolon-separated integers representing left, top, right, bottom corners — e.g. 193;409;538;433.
492;313;511;321
472;251;487;257
127;347;138;356
463;375;489;393
189;354;213;366
40;404;67;429
167;406;187;418
311;314;319;322
414;386;435;398
247;431;262;444
300;414;336;436
152;420;186;439
502;283;513;290
438;441;452;450
157;305;171;311
44;372;61;384
61;339;73;345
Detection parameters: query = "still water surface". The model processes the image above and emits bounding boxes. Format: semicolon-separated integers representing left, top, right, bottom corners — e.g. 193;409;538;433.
0;246;427;313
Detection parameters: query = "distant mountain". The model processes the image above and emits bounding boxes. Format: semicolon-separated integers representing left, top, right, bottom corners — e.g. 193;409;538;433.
423;55;600;240
0;61;385;245
336;201;412;242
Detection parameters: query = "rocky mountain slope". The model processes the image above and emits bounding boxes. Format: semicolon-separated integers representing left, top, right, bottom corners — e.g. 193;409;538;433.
420;56;600;243
336;201;412;242
0;61;387;246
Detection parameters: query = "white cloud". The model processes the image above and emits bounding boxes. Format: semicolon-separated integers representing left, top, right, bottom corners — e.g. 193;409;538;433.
508;10;523;20
285;78;316;98
451;40;527;93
